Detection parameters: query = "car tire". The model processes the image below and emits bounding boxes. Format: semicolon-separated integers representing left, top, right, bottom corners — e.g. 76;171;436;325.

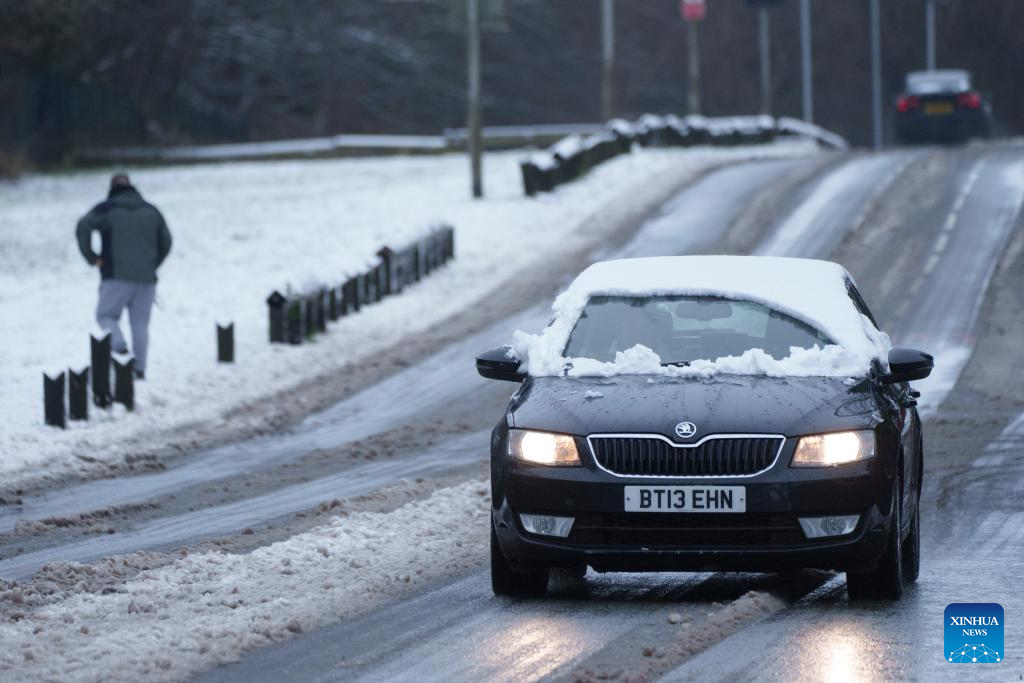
491;524;549;597
847;479;904;601
902;493;921;583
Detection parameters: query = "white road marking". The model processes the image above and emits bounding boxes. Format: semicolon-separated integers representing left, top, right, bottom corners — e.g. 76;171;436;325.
756;154;906;257
907;158;1024;417
907;161;983;296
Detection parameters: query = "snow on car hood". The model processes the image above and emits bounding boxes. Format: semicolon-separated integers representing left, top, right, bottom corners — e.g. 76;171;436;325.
511;255;892;378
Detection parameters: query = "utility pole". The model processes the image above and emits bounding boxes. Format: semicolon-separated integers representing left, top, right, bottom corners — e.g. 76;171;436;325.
680;0;705;115
687;20;701;115
758;6;771;115
799;0;813;123
870;0;882;149
466;0;483;198
925;0;936;70
601;0;615;121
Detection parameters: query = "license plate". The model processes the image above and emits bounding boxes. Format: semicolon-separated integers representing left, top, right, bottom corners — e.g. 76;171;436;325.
924;101;954;115
624;486;746;513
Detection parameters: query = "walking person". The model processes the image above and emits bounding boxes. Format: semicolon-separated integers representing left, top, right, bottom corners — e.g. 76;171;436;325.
76;173;172;380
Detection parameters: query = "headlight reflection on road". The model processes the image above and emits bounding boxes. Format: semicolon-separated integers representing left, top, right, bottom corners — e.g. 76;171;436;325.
473;614;597;682
797;621;879;683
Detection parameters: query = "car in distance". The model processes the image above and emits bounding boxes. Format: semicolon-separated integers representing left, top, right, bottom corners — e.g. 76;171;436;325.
476;256;933;601
894;69;991;144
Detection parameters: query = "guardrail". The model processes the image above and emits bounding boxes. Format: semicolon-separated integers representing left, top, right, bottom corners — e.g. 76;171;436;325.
77;124;609;165
265;224;455;346
519;115;849;196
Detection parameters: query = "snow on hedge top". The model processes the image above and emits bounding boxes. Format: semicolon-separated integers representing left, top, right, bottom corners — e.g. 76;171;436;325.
511;255;891;378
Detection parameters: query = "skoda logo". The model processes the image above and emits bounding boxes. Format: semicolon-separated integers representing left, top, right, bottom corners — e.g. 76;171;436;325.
674;421;697;439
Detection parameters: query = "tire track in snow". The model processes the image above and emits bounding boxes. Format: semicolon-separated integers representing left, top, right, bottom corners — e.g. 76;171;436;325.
755;152;911;259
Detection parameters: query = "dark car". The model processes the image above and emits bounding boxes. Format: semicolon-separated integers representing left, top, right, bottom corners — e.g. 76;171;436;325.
477;256;933;601
894;69;991;144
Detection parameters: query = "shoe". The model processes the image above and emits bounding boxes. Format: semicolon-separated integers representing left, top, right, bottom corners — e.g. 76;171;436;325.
113;346;129;355
134;369;145;380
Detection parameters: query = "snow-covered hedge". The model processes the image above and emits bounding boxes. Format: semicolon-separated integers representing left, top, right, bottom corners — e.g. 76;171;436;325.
521;115;847;196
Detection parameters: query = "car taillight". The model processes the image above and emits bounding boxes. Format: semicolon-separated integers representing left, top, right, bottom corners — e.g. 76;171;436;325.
897;95;920;113
957;92;982;109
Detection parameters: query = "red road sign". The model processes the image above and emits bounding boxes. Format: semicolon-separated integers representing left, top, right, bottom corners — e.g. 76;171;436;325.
681;0;707;21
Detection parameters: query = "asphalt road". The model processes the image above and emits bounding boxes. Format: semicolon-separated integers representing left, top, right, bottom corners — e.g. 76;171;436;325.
4;142;1023;682
201;143;1024;682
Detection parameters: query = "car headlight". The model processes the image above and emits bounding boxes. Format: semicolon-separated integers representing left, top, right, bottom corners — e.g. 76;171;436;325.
791;430;875;467
508;429;581;466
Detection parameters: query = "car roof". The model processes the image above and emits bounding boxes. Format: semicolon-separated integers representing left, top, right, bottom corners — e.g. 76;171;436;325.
557;255;885;359
906;69;971;92
907;69;970;81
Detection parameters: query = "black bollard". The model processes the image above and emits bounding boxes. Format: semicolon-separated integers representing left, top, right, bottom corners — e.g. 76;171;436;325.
370;266;382;301
112;356;134;411
422;238;433;276
363;270;375;305
314;289;327;333
328;288;339;322
68;367;89;421
375;261;388;300
338;280;350;317
377;247;395;297
303;297;316;339
358;272;370;307
349;276;362;313
341;277;356;315
217;323;234;363
287;298;303;345
267;291;287;343
44;372;66;429
443;225;455;262
410;244;422;282
91;333;112;408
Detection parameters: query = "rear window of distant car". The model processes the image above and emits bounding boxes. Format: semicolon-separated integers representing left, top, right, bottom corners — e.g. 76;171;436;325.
563;295;835;364
906;72;970;95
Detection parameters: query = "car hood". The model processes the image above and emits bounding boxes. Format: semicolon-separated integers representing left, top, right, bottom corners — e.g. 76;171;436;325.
509;374;883;440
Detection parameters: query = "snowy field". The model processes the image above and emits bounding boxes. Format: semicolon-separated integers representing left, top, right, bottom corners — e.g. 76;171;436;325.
0;143;815;485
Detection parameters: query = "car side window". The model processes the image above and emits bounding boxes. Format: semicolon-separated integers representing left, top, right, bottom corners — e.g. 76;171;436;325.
845;280;880;329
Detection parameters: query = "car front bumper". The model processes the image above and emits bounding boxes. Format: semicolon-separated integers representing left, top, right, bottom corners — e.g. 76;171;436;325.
492;451;896;574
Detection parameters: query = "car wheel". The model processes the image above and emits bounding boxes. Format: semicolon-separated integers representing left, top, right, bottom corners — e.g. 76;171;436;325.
902;492;921;583
491;523;549;597
847;479;904;601
550;564;587;582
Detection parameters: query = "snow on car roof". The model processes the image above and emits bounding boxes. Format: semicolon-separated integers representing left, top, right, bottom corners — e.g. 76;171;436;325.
906;70;971;93
511;255;892;378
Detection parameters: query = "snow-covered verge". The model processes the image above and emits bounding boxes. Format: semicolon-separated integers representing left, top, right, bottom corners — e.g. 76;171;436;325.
0;143;817;485
511;255;892;378
0;481;490;682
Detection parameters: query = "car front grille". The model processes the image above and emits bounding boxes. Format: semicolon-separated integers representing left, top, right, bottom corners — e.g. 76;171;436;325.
589;435;783;477
568;512;804;549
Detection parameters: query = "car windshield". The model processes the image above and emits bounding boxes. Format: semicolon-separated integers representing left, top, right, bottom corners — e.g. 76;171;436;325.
906;71;969;95
563;295;835;364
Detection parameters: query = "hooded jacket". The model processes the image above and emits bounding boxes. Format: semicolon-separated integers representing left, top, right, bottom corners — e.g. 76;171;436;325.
76;185;172;283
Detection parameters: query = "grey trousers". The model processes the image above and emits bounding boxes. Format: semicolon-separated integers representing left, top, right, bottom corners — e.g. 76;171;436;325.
96;279;157;372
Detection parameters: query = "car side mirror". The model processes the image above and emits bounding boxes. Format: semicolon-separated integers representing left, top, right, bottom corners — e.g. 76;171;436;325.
880;347;934;384
476;346;525;382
